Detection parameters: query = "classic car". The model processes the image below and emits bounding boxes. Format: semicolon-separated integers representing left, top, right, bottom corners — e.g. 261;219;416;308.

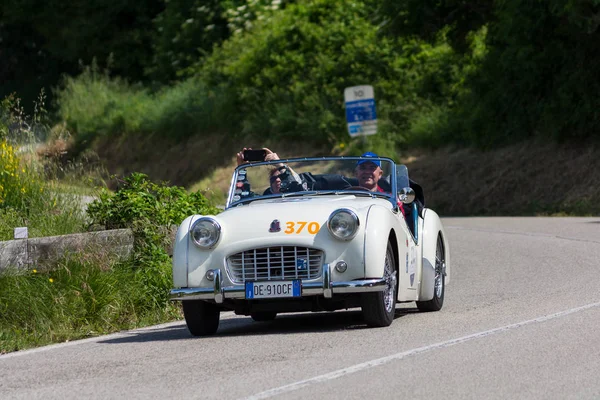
170;155;450;336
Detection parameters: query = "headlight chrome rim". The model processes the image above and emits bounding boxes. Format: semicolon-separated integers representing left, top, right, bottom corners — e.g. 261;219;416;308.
327;209;359;241
190;218;221;249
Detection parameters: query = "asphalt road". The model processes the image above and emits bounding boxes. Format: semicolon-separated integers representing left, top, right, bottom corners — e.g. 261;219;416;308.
1;217;599;400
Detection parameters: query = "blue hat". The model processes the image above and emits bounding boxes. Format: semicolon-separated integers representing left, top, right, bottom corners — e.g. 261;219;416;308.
357;152;381;167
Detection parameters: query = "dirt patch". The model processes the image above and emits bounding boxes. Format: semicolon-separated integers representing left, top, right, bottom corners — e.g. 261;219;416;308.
91;133;241;187
84;135;599;216
405;141;600;216
91;133;330;188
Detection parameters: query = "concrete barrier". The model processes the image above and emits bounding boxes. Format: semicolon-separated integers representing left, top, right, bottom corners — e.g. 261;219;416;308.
0;229;134;272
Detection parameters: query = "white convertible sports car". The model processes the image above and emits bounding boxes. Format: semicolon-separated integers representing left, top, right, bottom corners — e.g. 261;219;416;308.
171;155;450;336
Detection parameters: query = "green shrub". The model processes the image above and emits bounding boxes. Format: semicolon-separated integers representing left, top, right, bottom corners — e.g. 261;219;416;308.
433;1;600;147
57;67;240;145
190;0;466;151
88;173;220;313
87;172;219;231
56;66;153;145
57;0;468;153
87;173;219;282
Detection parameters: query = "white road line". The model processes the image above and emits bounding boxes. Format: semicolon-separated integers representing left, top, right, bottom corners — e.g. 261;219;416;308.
242;301;600;400
0;312;236;359
0;321;184;359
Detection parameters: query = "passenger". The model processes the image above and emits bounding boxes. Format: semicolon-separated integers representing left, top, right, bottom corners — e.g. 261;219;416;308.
265;166;283;194
235;147;303;194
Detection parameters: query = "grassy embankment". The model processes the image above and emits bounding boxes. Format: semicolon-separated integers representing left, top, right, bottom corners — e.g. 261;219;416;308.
0;170;218;354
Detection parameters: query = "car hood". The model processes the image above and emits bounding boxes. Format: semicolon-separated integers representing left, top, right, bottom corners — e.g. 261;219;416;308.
207;195;392;245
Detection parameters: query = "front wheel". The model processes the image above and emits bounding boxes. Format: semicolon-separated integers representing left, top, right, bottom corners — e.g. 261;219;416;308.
362;241;397;327
416;234;445;312
182;300;220;336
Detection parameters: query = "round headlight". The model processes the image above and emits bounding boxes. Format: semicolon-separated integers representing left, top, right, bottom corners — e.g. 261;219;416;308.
327;209;359;241
190;218;221;249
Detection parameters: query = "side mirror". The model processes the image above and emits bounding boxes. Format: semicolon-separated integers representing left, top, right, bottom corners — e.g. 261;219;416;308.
397;187;415;204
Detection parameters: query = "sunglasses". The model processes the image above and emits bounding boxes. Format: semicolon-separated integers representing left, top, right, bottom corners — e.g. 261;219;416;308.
270;167;289;184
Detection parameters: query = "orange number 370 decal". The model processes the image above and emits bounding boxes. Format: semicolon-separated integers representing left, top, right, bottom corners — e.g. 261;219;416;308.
284;221;320;234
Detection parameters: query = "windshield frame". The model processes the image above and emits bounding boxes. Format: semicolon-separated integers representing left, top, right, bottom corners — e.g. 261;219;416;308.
225;156;398;209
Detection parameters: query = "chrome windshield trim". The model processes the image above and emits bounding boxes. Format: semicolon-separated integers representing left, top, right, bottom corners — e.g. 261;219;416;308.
226;156;398;209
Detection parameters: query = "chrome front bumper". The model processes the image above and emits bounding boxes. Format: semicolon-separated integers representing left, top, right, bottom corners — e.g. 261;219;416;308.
170;264;386;303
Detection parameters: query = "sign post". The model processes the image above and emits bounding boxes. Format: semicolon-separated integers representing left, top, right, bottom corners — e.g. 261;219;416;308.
344;85;377;137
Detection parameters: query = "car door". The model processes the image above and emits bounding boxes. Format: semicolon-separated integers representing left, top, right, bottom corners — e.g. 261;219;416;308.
395;164;420;300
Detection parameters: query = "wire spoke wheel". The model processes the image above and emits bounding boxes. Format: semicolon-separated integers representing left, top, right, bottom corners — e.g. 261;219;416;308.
362;241;397;327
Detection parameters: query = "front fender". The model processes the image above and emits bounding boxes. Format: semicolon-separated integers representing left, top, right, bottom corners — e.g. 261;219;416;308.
172;215;202;288
419;209;450;301
363;205;398;278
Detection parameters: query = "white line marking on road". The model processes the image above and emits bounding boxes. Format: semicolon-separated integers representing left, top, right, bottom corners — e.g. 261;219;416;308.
0;321;184;359
242;301;600;400
0;312;238;359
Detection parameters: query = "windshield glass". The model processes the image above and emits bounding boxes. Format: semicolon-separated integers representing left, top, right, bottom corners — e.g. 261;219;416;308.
227;157;396;207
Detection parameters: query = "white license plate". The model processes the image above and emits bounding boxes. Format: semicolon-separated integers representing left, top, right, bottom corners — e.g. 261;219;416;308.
245;280;301;299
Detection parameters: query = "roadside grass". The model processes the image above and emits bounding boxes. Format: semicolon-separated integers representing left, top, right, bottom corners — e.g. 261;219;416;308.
0;151;90;240
0;142;93;241
189;167;233;207
0;256;180;354
0;173;219;354
0;188;88;241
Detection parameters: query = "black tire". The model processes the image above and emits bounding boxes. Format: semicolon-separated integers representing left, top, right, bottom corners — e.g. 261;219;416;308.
250;312;277;322
416;234;445;312
182;300;220;336
362;241;397;327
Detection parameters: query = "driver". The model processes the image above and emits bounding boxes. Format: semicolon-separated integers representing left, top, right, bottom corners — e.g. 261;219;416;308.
354;152;385;192
355;152;405;216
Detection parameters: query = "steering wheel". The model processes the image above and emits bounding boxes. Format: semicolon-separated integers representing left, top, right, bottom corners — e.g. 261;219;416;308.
345;186;371;192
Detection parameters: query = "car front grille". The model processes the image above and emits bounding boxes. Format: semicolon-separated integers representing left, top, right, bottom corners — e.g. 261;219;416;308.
226;246;323;284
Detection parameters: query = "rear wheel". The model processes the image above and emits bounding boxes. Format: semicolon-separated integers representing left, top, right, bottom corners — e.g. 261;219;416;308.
182;300;220;336
362;241;397;327
416;234;445;312
251;312;277;322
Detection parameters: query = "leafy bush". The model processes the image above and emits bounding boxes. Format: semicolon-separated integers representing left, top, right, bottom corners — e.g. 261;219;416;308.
149;0;230;82
87;172;219;231
56;66;154;144
460;0;600;145
56;0;468;154
380;0;600;147
0;140;36;210
190;0;465;150
57;67;239;146
88;173;220;312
